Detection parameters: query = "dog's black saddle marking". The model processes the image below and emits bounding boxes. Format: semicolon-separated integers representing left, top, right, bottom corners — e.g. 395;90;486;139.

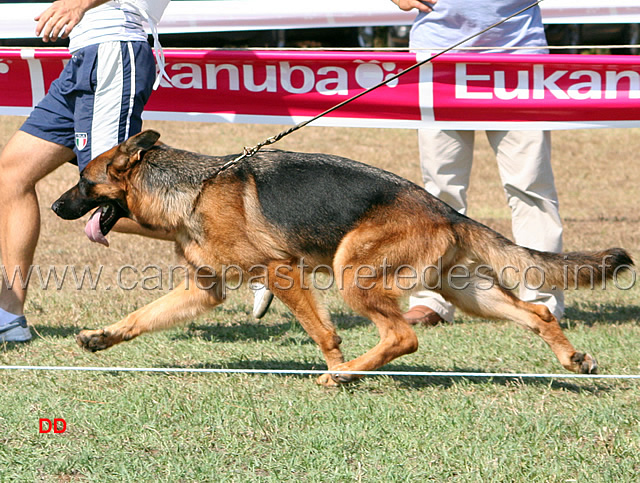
246;152;410;254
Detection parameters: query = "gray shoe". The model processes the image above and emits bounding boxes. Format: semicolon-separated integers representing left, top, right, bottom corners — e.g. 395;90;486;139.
251;284;274;319
0;315;32;342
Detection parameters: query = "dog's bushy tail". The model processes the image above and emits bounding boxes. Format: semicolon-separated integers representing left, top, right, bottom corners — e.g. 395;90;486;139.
456;221;634;290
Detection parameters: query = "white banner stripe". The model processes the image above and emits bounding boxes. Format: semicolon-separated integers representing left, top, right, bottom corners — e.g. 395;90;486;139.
25;58;45;107
140;112;640;131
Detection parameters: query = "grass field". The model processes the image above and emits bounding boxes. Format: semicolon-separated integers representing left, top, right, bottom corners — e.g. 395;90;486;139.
1;117;639;481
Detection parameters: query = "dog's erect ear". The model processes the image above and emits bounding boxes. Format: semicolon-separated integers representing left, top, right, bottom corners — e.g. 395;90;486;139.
123;130;161;155
110;130;161;172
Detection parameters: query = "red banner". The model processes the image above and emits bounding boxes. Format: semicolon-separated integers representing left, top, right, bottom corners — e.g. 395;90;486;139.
1;48;639;130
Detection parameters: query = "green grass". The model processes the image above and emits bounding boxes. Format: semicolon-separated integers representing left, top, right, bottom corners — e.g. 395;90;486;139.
1;121;639;481
3;373;639;481
2;285;639;481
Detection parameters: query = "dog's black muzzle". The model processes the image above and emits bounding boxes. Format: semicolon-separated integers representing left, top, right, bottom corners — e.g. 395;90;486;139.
52;185;99;220
52;185;128;236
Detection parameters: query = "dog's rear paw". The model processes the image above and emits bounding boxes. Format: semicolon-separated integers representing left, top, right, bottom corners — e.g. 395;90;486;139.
570;352;598;374
76;329;113;352
316;373;341;387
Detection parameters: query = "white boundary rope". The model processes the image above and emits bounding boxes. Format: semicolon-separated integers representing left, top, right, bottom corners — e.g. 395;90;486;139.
1;365;640;380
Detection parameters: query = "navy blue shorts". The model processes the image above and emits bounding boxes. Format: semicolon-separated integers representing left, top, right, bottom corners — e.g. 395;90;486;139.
21;41;156;171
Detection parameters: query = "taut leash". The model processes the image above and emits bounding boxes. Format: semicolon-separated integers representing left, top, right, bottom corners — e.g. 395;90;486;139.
216;0;545;174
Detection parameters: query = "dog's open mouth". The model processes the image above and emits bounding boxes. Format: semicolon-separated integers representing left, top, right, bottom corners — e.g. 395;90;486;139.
85;203;125;247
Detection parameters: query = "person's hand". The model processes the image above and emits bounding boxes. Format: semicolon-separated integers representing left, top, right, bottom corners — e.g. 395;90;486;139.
35;0;95;42
392;0;437;13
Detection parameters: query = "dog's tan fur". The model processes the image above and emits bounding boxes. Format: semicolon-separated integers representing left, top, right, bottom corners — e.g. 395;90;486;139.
52;131;634;385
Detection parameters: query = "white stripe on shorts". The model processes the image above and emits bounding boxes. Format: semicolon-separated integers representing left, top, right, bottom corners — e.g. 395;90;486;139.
91;42;124;160
125;41;136;140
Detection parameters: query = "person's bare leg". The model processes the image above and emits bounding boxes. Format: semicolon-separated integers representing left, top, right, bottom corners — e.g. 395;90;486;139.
0;131;75;315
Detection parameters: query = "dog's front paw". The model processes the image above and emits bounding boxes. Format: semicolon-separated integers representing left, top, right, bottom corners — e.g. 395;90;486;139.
569;352;598;374
76;329;114;352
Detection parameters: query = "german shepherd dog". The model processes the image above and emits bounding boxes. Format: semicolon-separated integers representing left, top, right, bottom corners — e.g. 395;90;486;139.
52;130;633;385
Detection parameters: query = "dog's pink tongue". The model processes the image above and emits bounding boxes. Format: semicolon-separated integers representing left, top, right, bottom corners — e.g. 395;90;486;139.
85;207;109;247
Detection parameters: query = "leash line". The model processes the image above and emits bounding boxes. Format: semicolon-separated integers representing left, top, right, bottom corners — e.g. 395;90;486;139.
1;365;639;380
218;0;545;173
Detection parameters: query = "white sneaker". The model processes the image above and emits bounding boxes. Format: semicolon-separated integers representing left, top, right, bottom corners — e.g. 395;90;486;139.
0;316;32;342
250;284;274;319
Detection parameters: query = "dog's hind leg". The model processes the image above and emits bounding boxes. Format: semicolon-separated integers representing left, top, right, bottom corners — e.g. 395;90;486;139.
76;278;224;352
265;261;345;386
326;250;419;384
330;280;419;384
321;221;427;384
440;278;597;374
